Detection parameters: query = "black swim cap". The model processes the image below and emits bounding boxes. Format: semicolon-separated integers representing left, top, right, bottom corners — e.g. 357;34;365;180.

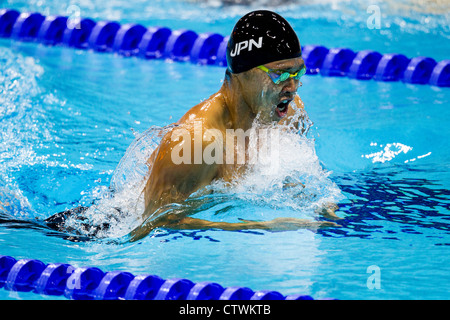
226;10;302;74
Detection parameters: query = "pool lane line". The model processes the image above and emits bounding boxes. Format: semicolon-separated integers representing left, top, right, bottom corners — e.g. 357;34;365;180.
0;255;326;300
0;9;449;87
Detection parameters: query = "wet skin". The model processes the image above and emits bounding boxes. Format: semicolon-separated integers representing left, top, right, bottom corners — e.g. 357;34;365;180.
130;57;340;241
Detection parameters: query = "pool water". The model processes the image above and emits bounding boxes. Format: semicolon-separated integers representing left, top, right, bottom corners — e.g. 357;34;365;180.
0;0;449;300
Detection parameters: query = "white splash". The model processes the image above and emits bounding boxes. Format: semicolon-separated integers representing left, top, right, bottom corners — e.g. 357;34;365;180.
63;100;344;237
362;142;413;163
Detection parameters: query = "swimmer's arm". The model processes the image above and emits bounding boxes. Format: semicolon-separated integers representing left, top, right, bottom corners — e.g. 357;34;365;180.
129;206;341;241
165;216;340;232
167;201;342;231
134;129;218;235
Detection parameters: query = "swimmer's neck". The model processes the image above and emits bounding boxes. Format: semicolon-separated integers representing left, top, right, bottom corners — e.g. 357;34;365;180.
219;75;257;132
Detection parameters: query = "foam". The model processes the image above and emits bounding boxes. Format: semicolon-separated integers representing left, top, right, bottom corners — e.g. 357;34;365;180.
89;97;344;238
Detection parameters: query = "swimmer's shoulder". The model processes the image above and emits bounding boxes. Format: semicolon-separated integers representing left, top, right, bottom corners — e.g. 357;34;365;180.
177;91;231;130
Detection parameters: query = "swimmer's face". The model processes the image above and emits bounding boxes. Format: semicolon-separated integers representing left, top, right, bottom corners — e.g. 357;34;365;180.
237;57;305;123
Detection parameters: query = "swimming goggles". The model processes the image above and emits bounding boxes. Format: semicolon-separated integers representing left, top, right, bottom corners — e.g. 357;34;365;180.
257;65;306;84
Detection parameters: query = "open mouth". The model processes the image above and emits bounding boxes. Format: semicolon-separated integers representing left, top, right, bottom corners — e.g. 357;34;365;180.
275;99;291;118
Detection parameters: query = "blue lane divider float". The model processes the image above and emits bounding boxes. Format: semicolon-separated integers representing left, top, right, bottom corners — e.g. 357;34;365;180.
0;8;449;87
88;20;121;52
10;12;45;41
137;26;172;59
0;255;320;300
63;18;96;49
38;15;68;45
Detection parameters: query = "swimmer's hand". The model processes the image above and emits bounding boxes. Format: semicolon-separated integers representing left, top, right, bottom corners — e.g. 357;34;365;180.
315;202;342;221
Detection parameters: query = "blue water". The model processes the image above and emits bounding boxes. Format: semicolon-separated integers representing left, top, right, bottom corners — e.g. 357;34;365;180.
0;0;449;300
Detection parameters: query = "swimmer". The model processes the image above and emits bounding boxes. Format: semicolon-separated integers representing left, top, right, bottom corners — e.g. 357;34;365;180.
46;10;340;240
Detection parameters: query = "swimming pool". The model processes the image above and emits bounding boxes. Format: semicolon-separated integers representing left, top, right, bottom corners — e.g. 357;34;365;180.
0;0;449;300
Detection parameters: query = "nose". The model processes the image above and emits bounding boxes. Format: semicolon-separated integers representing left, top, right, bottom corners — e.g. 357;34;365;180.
281;77;298;95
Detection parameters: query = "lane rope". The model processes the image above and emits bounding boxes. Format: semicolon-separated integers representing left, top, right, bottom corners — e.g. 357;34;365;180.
0;255;322;300
0;9;448;87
